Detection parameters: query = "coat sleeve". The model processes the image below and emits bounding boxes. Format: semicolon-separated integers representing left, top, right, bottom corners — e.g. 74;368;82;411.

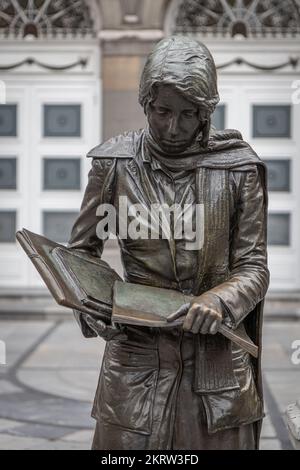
67;157;117;337
206;167;269;328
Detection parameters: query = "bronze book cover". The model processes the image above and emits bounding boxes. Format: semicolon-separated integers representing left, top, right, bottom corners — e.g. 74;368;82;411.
16;228;121;321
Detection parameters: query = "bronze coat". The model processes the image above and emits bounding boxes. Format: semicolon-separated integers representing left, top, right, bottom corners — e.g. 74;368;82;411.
68;129;269;449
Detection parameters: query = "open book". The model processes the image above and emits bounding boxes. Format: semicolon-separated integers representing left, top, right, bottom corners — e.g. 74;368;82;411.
17;229;258;358
112;281;258;358
16;229;121;322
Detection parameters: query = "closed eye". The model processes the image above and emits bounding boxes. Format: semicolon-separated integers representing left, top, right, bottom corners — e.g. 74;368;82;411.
156;107;170;115
182;110;197;118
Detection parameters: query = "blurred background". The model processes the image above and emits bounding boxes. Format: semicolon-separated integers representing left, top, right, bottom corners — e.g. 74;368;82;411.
0;0;299;450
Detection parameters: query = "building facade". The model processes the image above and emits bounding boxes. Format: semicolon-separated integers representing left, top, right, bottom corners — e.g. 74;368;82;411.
0;0;300;292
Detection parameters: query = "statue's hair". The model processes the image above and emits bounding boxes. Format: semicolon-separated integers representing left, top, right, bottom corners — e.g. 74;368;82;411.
139;36;220;147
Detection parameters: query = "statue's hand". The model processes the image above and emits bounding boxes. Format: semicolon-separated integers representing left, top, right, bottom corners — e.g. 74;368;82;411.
167;292;223;335
85;315;128;342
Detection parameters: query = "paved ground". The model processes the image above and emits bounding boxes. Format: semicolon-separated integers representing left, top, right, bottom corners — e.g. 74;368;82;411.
0;318;299;450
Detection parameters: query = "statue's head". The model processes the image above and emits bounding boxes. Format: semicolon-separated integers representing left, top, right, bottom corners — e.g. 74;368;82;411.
139;36;219;154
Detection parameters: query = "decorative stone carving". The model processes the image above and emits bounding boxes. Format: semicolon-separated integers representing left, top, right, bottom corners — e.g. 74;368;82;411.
174;0;300;37
0;0;95;38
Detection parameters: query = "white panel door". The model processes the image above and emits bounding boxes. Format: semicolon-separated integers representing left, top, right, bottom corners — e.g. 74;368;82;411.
0;85;29;286
0;77;101;288
215;75;300;291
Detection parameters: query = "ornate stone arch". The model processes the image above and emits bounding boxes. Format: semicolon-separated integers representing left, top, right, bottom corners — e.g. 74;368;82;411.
165;0;300;38
0;0;102;39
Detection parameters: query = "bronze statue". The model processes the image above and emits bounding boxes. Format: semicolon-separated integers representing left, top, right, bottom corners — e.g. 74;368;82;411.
68;36;269;450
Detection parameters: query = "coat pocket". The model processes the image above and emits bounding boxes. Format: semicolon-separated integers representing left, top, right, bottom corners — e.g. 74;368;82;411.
98;340;159;435
201;349;263;434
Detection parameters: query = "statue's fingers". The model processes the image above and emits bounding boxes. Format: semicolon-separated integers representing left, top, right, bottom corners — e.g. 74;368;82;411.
86;315;106;333
209;319;219;335
85;314;97;327
85;319;99;335
190;313;204;334
183;305;203;331
167;303;190;322
200;313;214;334
105;323;127;339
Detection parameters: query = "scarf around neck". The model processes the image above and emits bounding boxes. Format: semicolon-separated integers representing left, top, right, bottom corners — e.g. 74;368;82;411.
143;127;257;172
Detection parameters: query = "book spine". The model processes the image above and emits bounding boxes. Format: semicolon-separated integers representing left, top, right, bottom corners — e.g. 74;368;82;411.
16;232;66;304
52;248;86;301
29;254;66;304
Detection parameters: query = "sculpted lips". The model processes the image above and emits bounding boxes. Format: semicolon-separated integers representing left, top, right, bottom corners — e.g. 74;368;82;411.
163;139;187;146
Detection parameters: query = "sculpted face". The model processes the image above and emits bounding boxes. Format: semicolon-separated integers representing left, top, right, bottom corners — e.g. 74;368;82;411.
147;84;203;154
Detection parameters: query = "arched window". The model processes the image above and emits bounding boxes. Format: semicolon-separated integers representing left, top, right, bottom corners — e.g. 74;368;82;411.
170;0;300;38
0;0;98;38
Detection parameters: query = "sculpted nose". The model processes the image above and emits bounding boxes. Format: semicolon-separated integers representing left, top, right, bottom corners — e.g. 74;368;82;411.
168;116;179;137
